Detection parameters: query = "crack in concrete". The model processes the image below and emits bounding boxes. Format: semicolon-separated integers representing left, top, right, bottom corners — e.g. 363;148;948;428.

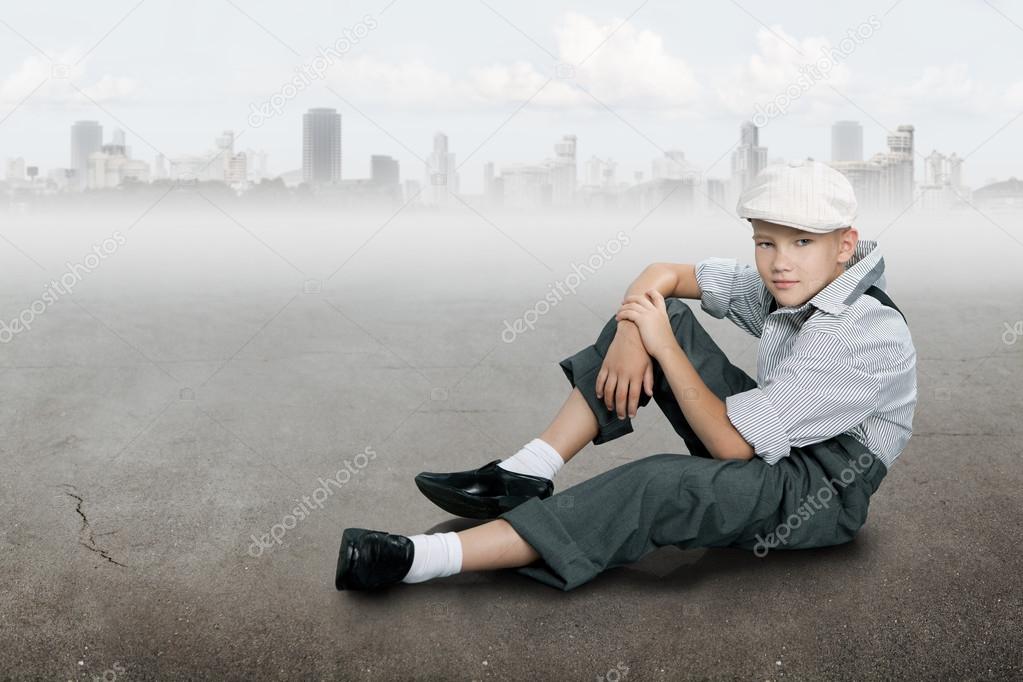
60;485;127;568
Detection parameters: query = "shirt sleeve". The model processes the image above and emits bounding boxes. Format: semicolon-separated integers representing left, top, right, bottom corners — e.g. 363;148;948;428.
694;257;769;338
724;331;883;466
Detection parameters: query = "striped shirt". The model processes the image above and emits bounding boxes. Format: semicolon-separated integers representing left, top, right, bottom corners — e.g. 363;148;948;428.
694;239;917;469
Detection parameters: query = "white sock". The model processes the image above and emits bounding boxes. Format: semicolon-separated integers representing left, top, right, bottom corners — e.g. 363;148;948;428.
496;437;565;480
401;531;463;584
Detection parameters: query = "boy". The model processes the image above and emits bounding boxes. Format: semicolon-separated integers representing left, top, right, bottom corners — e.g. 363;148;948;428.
334;159;918;592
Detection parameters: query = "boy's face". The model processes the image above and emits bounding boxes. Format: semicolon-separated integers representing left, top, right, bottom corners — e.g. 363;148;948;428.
750;219;858;308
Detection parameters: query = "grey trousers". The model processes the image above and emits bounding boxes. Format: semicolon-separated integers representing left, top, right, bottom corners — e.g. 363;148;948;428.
497;298;888;591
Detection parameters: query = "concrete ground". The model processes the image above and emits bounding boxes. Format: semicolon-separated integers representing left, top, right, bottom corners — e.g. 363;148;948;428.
1;206;1021;680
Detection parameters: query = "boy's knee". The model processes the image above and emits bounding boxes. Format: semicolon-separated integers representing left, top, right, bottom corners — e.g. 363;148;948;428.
622;453;688;480
665;297;699;332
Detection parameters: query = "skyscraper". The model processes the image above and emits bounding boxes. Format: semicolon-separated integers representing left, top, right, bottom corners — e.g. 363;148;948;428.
881;124;914;208
550;134;577;206
370;155;401;204
71;120;103;190
829;122;915;211
302;108;342;185
425;132;459;205
371;155;399;187
731;121;767;197
832;121;864;162
483;161;495;204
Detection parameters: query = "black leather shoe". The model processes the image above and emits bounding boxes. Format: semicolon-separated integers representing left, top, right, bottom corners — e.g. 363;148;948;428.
414;459;554;519
335;528;415;591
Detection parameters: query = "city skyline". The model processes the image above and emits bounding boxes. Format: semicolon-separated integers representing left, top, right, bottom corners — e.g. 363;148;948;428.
3;111;1014;214
6;108;1022;196
2;3;1023;192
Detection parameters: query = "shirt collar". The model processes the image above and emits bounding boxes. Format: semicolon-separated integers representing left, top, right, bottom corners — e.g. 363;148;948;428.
771;239;886;317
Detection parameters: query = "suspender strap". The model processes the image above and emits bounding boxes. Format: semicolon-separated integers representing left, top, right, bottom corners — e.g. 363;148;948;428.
862;285;908;323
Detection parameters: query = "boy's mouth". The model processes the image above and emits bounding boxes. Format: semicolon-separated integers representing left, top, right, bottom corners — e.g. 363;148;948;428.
773;280;799;289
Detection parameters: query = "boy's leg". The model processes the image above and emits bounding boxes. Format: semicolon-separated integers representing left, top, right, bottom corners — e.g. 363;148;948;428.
538;387;599;464
559;297;758;456
458;518;540;572
497;434;888;591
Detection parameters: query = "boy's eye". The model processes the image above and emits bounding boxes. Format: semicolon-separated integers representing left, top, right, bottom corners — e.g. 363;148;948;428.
757;239;811;247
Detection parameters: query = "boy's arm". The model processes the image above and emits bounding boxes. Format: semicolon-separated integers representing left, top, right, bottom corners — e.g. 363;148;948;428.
725;331;884;465
630;262;764;458
599;264;682;420
652;343;755;460
614;263;695;337
692;258;770;338
619;263;700;302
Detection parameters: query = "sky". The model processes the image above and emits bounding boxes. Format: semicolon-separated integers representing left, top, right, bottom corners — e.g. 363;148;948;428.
1;0;1022;192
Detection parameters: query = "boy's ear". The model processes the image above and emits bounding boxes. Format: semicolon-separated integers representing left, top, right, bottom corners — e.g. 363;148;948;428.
837;226;858;262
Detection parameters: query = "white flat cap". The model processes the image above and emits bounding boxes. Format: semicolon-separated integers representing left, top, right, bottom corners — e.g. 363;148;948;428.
736;158;858;233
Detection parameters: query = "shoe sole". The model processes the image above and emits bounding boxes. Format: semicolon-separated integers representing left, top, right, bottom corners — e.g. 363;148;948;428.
414;476;535;520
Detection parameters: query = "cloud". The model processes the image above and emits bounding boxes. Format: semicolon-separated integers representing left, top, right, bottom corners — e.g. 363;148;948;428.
872;63;998;116
904;63;975;100
325;55;465;108
320;10;700;113
552;11;701;109
1005;79;1023;108
465;60;583;108
0;52;139;109
712;25;854;122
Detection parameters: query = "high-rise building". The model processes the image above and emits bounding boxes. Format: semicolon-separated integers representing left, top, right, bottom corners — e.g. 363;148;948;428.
370;154;401;204
226;152;248;186
831;121;863;162
483;161;496;204
550;134;577;206
87;130;149;190
154;153;168;180
730;121;767;198
302;108;342;185
71;120;103;190
585;156;616;188
879;124;914;208
918;149;966;209
244;148;269;182
648;150;703;212
425;132;459;205
371;155;399;186
706;178;727;209
830;122;915;211
652;150;702;182
5;157;25;182
500;163;551;208
216;130;248;186
829;160;882;209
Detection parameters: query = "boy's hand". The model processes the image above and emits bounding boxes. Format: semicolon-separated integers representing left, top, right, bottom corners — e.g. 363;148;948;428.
596;323;655;420
614;290;677;361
